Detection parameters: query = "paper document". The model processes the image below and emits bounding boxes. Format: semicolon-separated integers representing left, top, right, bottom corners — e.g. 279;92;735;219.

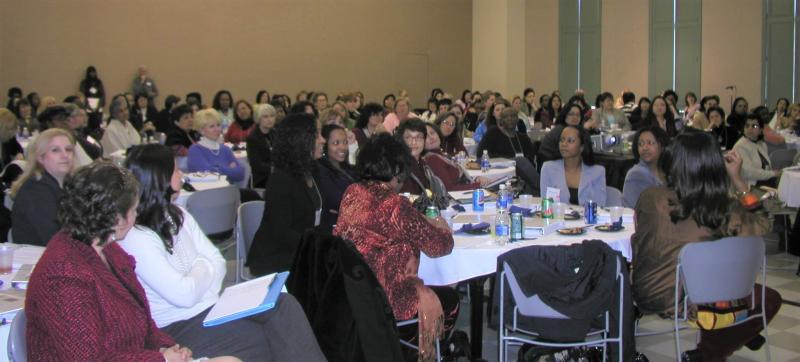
203;271;289;327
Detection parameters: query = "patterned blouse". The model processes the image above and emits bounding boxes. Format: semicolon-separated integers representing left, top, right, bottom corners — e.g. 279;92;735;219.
334;182;453;320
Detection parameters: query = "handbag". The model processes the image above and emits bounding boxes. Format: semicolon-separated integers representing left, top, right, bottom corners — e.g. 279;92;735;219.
687;300;749;330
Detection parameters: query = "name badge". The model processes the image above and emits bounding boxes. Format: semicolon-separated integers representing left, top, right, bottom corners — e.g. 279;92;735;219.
314;208;321;227
546;187;561;201
515;152;524;159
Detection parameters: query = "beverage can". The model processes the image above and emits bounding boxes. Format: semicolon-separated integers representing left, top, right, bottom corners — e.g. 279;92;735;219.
584;200;597;224
510;212;523;242
472;188;485;212
425;206;439;219
541;197;554;219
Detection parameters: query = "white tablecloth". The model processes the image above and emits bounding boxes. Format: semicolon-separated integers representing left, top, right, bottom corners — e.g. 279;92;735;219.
779;131;800;150
0;245;45;362
464;159;516;186
778;166;800;207
418;204;633;286
174;179;232;207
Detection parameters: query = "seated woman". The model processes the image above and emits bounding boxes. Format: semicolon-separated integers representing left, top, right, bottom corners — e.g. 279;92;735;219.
585;92;630;131
535;93;561;129
101;97;141;156
316;125;359;235
334;133;458;360
478;108;540;193
434;111;467;157
383;97;417;134
187;109;246;183
704;106;740;150
246;103;276;188
352;102;385;148
397;119;439;195
732;113;782;187
63;104;103;165
25;162;239;361
11;128;75;246
223;100;255;144
645;96;678;138
423;123;487;191
248;113;325;277
538;102;584;167
540;125;607;206
119;144;325;361
776;102;800;131
130;93;158;132
472;98;509;144
0;108;24;173
631;132;782;361
768;97;789;130
622;126;668;208
164;104;199;157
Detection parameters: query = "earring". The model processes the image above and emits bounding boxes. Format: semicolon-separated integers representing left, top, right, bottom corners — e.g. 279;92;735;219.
109;233;117;243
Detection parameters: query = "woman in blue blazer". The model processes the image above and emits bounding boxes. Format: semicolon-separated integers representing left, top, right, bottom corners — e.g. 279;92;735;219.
540;125;607;206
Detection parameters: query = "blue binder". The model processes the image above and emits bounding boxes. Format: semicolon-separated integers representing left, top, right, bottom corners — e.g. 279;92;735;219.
202;271;290;327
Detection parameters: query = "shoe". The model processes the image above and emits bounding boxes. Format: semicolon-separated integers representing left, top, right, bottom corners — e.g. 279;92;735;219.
633;351;650;362
745;335;766;351
681;349;702;362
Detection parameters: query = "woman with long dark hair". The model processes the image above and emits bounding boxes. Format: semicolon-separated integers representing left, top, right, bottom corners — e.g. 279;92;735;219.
119;144;325;361
79;66;105;114
646;96;677;138
631;132;782;361
223;100;255;143
247;113;325;276
629;97;651;130
538;102;585;166
622;126;669;208
423;123;486;191
434;111;467;157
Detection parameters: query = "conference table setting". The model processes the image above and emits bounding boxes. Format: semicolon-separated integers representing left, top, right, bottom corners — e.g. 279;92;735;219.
0;244;45;361
418;192;636;358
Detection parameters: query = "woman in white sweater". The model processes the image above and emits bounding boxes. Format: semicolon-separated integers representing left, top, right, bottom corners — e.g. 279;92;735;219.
732;113;782;187
119;144;325;361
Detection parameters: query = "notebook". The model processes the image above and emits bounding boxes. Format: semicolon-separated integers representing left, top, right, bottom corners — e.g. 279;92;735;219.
202;271;289;327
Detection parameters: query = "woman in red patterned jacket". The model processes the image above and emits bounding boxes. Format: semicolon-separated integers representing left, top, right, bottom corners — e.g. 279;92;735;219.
25;162;237;362
334;133;458;360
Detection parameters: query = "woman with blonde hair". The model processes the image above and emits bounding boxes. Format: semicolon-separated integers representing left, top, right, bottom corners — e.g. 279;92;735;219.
11;128;76;246
187;109;245;183
777;103;800;131
0;108;24;172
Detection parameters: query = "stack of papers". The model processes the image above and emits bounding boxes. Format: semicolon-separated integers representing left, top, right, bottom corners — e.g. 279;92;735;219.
597;208;635;224
203;271;289;327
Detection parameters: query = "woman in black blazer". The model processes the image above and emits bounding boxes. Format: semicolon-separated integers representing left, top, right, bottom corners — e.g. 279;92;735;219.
247;113;325;276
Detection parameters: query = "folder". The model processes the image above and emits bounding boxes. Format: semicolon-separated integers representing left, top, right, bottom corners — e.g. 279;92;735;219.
202;271;289;327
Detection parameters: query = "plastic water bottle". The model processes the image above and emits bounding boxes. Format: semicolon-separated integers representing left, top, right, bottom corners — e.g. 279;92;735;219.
496;184;508;209
494;208;510;246
480;150;490;173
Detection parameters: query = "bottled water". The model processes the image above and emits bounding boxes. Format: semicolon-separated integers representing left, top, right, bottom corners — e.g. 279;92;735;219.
494;208;510;246
480;150;490;173
496;184;508;209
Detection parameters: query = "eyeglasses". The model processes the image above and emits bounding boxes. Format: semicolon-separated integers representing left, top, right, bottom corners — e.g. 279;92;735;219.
403;135;425;144
746;123;761;129
441;120;456;127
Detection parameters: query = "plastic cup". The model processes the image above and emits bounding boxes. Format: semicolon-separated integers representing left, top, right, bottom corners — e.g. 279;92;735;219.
609;206;624;225
0;244;15;275
518;194;533;208
553;202;568;220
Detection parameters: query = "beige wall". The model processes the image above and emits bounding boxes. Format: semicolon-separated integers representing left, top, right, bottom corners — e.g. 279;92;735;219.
525;0;559;96
701;0;763;109
0;0;472;109
472;0;507;94
601;0;649;100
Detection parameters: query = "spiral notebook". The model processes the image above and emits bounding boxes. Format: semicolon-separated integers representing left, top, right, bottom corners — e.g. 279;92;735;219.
202;271;289;327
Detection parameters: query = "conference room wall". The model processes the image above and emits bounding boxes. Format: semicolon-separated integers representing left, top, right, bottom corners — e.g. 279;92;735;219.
0;0;472;109
522;0;765;112
701;0;763;109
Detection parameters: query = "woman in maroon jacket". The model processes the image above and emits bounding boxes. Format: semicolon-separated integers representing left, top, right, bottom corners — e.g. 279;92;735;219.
335;134;458;360
423;123;488;191
25;162;238;362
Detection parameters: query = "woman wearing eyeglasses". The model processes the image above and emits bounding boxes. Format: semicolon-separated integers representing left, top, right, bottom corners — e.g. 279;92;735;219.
434;112;467;157
732;113;782;187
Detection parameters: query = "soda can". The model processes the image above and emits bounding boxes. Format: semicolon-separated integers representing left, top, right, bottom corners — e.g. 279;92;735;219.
510;212;523;242
541;197;554;219
472;188;485;212
584;200;597;224
425;206;440;219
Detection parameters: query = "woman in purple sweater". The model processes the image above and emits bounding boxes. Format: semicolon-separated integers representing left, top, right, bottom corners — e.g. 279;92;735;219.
187;109;245;183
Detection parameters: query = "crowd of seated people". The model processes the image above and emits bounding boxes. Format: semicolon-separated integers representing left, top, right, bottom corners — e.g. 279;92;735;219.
4;72;797;361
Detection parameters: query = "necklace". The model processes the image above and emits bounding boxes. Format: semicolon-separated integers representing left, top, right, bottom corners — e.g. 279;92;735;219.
507;132;523;155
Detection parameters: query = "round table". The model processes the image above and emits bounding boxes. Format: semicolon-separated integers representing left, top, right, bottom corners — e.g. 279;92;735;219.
778;166;800;207
464;161;516;186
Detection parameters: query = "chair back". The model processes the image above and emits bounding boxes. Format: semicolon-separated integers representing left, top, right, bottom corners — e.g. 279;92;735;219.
186;185;240;238
7;309;26;362
606;186;623;207
236;201;265;281
678;236;764;304
502;262;569;319
769;148;797;170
